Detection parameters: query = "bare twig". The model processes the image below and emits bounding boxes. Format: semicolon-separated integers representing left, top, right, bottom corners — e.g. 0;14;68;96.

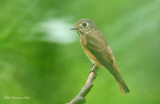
67;65;99;104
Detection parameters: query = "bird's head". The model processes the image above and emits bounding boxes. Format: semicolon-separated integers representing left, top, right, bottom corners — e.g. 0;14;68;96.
71;18;97;35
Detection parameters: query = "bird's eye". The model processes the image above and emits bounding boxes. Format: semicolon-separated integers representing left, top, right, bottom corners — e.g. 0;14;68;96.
82;22;88;27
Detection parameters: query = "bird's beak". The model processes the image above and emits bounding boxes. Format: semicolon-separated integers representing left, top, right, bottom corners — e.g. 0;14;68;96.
70;27;78;30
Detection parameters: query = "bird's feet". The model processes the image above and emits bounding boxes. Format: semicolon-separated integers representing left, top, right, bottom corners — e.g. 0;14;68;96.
89;64;100;79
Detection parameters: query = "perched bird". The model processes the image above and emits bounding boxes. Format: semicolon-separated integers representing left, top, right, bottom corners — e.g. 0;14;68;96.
71;18;129;94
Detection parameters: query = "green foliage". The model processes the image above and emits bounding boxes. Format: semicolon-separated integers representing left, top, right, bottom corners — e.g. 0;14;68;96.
0;0;160;104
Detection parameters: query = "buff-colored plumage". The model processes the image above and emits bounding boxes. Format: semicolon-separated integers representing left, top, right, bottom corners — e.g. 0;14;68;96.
72;18;129;94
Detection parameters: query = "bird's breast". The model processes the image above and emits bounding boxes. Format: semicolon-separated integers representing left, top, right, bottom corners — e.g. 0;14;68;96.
80;37;103;67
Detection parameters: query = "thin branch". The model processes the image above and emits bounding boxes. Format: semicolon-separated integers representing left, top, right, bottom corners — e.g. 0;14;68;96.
67;65;99;104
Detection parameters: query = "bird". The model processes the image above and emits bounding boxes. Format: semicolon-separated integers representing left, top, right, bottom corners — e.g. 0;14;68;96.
71;18;129;94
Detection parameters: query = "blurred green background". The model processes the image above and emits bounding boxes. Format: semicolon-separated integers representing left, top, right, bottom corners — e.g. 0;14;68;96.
0;0;160;104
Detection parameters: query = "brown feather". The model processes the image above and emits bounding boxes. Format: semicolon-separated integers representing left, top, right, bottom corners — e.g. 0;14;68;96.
80;31;129;93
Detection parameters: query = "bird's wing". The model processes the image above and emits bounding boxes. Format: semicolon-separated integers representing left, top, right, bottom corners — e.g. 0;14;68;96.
86;32;116;74
86;32;129;94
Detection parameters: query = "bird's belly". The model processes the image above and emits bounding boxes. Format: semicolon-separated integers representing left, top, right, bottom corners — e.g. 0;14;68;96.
81;45;103;67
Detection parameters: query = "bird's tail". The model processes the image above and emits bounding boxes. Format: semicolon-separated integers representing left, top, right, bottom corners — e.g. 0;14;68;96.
115;71;129;94
106;64;129;94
